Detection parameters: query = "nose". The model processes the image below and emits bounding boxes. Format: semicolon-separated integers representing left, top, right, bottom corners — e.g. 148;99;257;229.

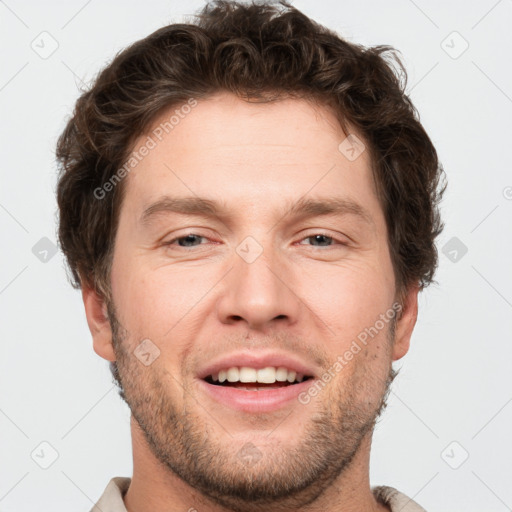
216;244;301;331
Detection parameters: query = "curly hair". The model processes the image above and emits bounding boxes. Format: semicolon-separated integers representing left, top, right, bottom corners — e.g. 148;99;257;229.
56;0;446;305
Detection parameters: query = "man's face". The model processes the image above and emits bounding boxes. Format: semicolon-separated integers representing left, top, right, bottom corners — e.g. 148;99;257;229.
93;92;415;510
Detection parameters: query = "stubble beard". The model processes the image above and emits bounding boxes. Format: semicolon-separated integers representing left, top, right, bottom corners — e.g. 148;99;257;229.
107;300;398;512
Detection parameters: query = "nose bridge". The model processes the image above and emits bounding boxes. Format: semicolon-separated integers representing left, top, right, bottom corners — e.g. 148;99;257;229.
216;235;300;329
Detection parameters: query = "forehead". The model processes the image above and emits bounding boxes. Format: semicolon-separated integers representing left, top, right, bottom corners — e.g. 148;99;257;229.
121;91;381;226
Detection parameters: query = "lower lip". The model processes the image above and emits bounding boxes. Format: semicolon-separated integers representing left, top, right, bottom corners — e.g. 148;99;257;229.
196;378;315;413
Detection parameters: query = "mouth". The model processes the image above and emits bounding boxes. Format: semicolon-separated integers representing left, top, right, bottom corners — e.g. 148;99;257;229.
203;366;314;391
197;363;317;413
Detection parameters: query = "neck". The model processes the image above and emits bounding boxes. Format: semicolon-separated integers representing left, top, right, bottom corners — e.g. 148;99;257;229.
123;415;390;512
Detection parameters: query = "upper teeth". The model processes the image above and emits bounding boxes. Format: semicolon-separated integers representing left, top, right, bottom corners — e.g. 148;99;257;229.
210;367;304;384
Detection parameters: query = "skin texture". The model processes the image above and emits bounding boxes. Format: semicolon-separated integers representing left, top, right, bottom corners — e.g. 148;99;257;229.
82;91;419;512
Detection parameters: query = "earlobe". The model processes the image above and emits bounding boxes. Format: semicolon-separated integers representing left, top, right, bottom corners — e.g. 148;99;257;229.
81;285;116;362
392;284;420;361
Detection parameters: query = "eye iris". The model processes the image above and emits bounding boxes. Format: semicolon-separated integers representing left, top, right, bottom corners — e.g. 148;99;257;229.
178;234;202;247
310;234;331;246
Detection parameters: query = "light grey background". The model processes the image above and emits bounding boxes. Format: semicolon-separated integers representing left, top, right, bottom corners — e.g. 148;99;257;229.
1;1;511;510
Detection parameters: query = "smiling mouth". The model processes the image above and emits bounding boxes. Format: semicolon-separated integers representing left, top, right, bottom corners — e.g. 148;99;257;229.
204;373;314;391
199;366;316;412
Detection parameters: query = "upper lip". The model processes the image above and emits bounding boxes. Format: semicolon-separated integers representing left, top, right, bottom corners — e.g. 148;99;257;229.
196;350;319;380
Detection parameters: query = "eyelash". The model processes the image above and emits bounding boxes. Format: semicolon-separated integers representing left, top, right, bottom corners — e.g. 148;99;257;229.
162;232;348;250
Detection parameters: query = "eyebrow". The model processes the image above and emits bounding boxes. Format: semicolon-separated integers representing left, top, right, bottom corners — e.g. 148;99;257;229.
140;195;375;230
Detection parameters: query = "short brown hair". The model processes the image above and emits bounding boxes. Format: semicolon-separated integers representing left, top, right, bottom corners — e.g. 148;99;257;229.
56;0;446;304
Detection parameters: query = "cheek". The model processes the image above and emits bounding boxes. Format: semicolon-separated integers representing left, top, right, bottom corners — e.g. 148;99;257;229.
297;261;394;344
111;257;216;343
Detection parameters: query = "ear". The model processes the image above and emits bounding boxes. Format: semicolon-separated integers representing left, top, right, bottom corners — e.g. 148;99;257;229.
81;285;116;362
392;284;420;361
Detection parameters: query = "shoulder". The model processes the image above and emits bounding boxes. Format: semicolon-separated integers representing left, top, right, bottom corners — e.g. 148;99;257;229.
372;485;428;512
89;476;131;512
